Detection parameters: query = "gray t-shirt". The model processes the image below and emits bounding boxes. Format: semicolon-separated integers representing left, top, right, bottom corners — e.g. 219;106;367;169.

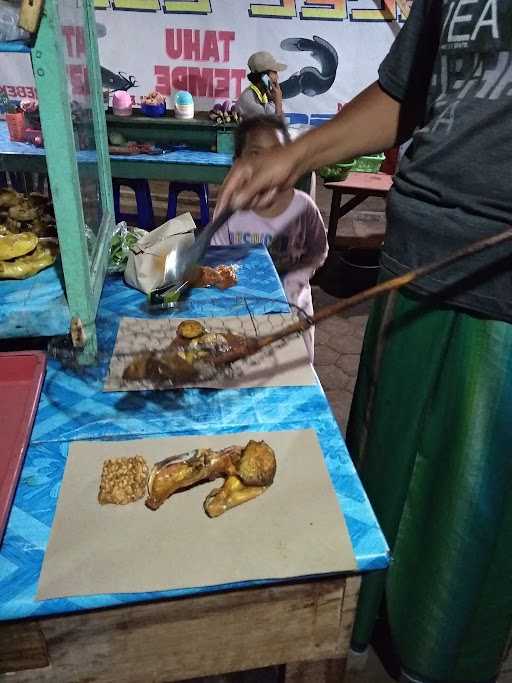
379;0;512;321
236;86;276;118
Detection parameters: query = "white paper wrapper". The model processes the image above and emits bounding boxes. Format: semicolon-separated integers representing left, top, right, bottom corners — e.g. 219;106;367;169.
124;212;196;294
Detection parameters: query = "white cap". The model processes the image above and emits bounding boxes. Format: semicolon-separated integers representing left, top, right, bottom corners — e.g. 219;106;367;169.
248;51;287;73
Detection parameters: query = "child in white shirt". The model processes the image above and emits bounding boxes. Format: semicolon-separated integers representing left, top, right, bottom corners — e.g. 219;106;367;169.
212;115;328;361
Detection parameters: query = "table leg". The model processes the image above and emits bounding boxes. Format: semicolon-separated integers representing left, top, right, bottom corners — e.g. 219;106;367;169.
337;194;370;219
284;658;346;682
327;188;342;248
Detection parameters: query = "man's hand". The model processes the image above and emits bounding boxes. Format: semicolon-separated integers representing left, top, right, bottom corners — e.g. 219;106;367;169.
269;81;282;105
269;75;283;116
217;141;305;214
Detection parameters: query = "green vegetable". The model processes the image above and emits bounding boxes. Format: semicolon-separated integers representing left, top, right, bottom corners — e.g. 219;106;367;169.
109;231;139;271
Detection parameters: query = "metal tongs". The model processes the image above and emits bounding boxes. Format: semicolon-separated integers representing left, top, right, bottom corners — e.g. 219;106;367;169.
148;209;234;309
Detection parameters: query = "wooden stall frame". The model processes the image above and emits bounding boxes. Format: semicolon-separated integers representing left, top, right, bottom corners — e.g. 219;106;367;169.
0;575;361;683
1;0;115;362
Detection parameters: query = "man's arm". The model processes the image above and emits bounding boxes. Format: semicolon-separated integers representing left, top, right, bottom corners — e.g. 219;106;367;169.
219;81;411;212
219;0;436;212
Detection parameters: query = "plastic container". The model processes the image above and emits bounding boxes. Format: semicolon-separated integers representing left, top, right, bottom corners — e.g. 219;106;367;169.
6;111;26;141
174;90;194;120
112;90;133;117
352;153;385;173
141;101;166;118
312;247;381;298
318;159;355;182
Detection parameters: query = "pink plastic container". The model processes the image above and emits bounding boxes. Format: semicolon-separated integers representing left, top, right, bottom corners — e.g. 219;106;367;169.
112;90;133;117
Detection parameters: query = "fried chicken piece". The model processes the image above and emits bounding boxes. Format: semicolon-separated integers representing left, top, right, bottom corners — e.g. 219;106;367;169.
145;446;242;510
204;475;268;518
146;349;201;384
122;351;153;382
177;320;206;339
122;345;202;384
193;265;237;289
121;320;247;385
237;440;277;487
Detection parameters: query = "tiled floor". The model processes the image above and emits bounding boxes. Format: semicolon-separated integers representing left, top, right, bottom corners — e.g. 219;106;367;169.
312;288;370;434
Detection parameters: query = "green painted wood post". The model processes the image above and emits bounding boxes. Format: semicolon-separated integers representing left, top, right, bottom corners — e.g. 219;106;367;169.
32;0;97;360
84;0;115;313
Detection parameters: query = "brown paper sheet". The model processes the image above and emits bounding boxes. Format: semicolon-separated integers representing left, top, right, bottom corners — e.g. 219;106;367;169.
104;314;317;392
37;430;356;600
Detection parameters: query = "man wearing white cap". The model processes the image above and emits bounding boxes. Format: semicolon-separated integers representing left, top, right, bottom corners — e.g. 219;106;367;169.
236;51;287;119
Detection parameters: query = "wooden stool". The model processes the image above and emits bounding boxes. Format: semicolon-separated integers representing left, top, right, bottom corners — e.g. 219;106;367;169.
167;182;209;227
112;178;155;230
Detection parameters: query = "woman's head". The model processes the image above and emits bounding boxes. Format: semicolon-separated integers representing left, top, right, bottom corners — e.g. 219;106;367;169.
234;115;291;159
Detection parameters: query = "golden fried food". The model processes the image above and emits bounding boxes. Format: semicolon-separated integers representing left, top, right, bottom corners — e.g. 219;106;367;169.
177;320;206;339
122;320;249;386
145;446;242;510
0;188;19;209
142;91;165;105
98;456;149;505
148;349;201;383
122;347;201;384
237;440;276;487
0;232;38;260
8;204;38;222
0;243;58;279
204;474;268;518
193;265;237;290
122;351;152;382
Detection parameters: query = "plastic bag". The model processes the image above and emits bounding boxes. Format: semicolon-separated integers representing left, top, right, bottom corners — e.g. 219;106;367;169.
108;222;145;274
124;213;196;293
0;1;29;42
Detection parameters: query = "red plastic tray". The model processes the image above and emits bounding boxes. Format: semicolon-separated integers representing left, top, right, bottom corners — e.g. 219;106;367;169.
0;351;46;542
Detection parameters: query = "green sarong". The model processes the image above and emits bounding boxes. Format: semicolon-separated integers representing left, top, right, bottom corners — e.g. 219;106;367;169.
347;287;512;683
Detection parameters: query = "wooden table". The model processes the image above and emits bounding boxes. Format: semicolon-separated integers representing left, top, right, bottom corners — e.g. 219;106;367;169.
0;121;312;193
0;576;361;682
106;109;236;155
325;172;393;249
0;244;387;683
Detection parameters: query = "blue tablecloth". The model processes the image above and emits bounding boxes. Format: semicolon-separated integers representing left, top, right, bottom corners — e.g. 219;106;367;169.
0;260;70;338
0;246;389;621
0;120;232;167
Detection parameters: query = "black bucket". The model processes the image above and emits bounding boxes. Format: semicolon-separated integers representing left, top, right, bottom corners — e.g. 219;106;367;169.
313;247;381;298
